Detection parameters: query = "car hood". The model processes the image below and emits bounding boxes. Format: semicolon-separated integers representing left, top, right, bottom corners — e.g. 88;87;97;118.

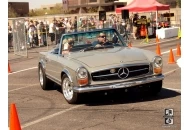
69;47;149;68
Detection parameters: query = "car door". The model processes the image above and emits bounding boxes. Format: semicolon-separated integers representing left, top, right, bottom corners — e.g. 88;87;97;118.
45;47;61;82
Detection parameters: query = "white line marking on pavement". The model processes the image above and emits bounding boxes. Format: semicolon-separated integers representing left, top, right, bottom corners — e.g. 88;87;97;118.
163;68;180;76
21;105;83;129
8;67;37;75
161;48;177;55
163;68;181;92
8;84;39;92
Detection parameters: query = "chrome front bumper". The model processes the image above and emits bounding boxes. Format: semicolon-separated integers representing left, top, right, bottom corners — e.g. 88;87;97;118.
73;75;164;93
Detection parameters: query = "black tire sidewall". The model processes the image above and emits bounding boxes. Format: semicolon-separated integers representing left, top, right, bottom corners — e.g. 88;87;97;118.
38;64;49;90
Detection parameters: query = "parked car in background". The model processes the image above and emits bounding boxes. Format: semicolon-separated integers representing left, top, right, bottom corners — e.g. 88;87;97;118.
38;28;164;104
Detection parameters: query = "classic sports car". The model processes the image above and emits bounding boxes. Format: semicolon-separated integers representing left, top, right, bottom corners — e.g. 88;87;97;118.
38;28;164;104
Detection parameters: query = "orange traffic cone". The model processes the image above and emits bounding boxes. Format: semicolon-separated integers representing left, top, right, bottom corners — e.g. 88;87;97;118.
128;42;132;48
156;43;162;56
168;49;176;64
156;35;160;43
9;103;21;130
8;62;12;73
176;44;181;57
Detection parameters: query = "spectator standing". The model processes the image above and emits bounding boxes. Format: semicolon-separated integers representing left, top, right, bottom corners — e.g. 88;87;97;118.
33;21;38;46
73;16;77;32
41;22;47;46
66;19;72;33
60;18;66;34
89;19;96;30
43;22;48;46
132;14;138;40
37;21;44;46
8;23;13;51
80;19;87;31
28;20;35;48
49;20;56;44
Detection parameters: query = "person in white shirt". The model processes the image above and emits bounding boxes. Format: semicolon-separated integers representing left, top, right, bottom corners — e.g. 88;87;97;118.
49;20;56;44
28;22;35;48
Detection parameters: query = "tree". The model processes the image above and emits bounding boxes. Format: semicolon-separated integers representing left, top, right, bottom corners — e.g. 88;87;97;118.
176;0;181;8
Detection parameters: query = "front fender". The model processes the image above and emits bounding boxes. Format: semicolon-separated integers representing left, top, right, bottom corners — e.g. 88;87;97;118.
61;69;74;83
39;59;46;70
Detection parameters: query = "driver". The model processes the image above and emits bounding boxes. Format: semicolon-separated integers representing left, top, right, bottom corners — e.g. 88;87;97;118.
92;33;112;47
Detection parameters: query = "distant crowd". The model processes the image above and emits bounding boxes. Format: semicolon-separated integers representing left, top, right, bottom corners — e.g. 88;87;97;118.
8;13;138;49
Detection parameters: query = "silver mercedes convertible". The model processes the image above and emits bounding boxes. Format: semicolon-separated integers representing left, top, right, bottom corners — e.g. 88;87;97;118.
38;28;164;104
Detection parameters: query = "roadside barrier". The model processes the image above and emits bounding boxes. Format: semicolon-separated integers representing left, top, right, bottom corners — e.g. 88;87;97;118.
9;103;21;130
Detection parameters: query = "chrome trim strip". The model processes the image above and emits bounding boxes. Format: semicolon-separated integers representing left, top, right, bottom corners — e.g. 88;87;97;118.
129;68;149;73
93;73;118;77
73;75;164;93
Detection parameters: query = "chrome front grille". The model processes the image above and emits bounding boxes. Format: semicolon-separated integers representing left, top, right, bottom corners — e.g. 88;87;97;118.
91;65;149;81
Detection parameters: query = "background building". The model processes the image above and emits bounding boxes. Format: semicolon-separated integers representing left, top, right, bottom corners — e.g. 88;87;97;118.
39;0;178;14
66;0;127;13
8;2;29;17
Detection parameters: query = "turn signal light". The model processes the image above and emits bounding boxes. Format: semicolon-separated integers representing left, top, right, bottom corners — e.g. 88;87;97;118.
78;78;88;86
154;68;162;74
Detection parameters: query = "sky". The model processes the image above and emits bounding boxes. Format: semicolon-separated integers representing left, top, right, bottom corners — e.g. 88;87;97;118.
8;0;62;9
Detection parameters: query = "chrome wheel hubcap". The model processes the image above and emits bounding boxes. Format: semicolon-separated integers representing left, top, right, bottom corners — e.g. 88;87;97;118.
62;78;73;101
39;68;43;86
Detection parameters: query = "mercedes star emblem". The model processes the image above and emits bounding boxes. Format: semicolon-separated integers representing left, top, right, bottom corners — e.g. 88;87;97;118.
118;68;129;79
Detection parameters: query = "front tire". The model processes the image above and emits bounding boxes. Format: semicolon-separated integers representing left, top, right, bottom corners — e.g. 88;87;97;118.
38;64;54;90
61;75;79;104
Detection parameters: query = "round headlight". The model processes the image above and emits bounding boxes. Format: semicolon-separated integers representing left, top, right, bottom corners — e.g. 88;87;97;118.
77;68;88;79
153;56;163;67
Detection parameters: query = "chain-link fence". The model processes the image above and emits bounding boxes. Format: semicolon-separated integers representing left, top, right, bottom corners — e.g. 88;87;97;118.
10;18;27;57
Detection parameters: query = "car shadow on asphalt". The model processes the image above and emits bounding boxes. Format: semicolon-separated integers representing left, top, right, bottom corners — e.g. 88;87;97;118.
79;88;181;106
53;84;181;106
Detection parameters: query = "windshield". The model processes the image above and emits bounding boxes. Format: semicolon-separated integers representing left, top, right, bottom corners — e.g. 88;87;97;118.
61;29;126;52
